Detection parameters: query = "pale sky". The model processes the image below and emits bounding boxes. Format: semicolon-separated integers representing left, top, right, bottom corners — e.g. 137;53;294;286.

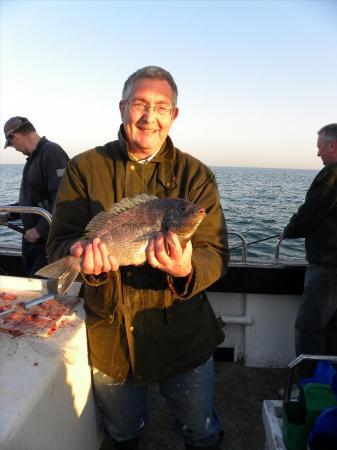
1;0;336;169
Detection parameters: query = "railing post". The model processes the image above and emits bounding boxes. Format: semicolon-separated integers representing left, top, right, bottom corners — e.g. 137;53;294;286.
274;237;283;261
228;231;248;262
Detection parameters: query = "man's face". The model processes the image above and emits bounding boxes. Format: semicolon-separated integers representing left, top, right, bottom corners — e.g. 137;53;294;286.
317;133;336;166
7;133;30;156
119;77;178;156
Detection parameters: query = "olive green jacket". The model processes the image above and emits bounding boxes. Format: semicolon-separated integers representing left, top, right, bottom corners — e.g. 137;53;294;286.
283;162;337;265
47;126;229;383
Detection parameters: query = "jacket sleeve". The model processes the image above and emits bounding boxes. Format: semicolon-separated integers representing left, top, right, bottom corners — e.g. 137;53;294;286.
47;159;110;287
283;170;337;238
169;171;229;299
46;158;92;262
35;146;69;239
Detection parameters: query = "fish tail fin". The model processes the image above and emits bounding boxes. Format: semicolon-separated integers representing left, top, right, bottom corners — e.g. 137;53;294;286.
35;255;81;295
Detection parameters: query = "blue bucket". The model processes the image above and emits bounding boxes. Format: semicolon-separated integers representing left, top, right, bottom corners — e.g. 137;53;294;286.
301;361;337;396
308;406;337;450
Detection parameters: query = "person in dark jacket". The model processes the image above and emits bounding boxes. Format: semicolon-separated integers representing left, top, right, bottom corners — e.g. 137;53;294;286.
283;123;337;378
46;66;229;450
3;116;69;276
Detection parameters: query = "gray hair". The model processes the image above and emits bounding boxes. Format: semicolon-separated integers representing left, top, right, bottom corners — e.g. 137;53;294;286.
122;66;178;106
318;123;337;142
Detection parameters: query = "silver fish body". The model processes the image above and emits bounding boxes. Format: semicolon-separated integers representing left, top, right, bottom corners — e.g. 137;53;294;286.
36;194;206;294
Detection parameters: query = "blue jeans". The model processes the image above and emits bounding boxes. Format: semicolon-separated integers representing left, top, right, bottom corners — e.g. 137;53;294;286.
295;263;337;377
92;357;222;447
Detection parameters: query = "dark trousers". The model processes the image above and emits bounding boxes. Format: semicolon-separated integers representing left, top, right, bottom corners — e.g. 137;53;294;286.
295;263;337;378
22;239;48;277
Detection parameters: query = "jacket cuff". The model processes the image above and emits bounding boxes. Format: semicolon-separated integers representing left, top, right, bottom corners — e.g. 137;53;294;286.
283;224;298;239
166;268;195;297
35;220;50;240
80;271;109;286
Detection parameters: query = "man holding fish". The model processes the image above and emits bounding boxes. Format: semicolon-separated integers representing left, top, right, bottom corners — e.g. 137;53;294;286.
44;66;229;450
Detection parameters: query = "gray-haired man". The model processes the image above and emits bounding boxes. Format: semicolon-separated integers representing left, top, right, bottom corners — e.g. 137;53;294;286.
46;66;229;450
283;123;337;379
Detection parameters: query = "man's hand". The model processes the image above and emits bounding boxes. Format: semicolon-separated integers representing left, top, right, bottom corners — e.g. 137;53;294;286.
24;227;41;243
146;231;192;277
70;237;119;275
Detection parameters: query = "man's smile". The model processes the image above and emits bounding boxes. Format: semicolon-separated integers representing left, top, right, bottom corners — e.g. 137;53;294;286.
138;127;158;134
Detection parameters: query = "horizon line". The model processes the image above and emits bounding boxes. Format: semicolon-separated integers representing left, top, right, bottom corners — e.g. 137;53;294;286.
0;162;319;172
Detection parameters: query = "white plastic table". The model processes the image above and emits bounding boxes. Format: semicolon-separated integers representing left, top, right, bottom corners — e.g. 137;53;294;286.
0;303;103;450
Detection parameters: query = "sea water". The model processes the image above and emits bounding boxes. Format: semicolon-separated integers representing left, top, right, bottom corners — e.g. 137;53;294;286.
212;166;316;259
0;164;317;260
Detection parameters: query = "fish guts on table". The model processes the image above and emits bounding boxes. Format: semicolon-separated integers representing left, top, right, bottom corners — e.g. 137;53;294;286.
36;194;206;294
0;290;76;338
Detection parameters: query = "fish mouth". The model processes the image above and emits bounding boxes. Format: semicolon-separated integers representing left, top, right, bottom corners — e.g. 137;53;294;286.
196;208;206;220
176;208;207;242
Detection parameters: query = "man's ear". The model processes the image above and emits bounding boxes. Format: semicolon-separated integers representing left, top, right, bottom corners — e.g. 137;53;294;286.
172;107;179;121
119;100;126;118
331;140;337;155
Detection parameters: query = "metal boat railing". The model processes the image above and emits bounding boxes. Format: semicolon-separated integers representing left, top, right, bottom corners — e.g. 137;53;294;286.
1;211;251;262
0;206;52;225
0;206;52;258
229;232;291;263
0;207;298;265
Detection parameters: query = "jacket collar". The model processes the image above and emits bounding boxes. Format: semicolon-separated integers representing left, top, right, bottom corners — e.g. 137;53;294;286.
117;124;177;191
27;136;47;161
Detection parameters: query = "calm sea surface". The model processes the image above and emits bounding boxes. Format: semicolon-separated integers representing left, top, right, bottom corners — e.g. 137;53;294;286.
0;164;317;260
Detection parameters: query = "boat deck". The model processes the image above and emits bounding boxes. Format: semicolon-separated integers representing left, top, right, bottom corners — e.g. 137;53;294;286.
100;360;287;450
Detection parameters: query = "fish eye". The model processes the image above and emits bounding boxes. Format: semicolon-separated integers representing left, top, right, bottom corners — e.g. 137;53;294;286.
178;205;187;214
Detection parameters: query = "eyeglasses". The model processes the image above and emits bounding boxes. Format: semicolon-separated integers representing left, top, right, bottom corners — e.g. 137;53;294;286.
127;101;174;116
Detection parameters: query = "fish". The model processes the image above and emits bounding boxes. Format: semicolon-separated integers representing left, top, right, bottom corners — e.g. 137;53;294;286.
36;194;206;294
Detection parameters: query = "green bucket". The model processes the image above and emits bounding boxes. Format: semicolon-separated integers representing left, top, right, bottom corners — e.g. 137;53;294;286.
282;401;309;450
282;383;337;450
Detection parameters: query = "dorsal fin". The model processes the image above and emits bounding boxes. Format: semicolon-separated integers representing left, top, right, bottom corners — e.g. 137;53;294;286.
84;193;158;237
